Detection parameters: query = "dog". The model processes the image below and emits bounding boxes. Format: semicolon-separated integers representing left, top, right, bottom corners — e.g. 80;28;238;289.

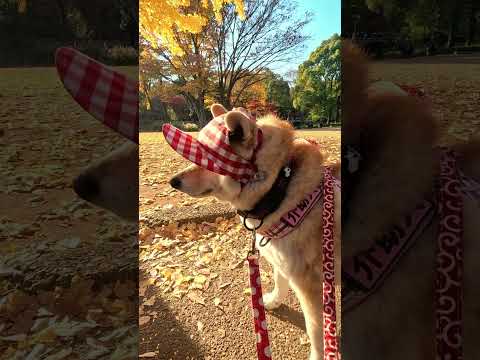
164;104;341;359
341;40;480;359
55;47;139;222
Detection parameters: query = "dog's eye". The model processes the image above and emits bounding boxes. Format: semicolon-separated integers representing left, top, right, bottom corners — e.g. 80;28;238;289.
228;127;244;142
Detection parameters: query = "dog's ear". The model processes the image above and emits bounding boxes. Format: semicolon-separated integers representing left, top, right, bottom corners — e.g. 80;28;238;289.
224;110;257;158
211;103;228;118
231;106;251;118
224;110;255;144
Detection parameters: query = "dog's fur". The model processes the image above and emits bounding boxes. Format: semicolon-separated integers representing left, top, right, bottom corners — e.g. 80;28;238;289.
170;104;341;359
342;40;480;359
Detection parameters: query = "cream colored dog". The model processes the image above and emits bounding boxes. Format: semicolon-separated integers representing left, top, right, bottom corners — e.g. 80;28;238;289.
342;40;480;359
168;104;341;360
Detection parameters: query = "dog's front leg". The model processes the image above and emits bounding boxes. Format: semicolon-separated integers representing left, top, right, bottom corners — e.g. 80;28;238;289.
290;281;323;360
263;266;289;310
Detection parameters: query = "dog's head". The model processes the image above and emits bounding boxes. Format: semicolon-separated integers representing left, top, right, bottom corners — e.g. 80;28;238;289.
56;47;139;222
341;40;438;242
167;104;294;209
73;141;139;221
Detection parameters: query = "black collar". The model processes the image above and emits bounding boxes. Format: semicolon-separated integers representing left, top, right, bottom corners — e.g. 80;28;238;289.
237;159;296;220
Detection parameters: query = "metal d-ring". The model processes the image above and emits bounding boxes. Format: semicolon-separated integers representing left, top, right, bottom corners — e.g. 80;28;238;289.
259;236;271;247
242;215;263;232
242;215;271;248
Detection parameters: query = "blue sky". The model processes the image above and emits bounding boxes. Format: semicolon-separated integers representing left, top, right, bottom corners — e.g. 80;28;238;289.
276;0;341;77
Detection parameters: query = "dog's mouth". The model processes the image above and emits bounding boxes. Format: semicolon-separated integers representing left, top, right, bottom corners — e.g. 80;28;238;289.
184;188;214;197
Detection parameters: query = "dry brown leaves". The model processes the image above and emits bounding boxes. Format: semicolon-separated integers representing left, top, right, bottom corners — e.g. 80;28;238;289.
0;277;137;360
139;218;240;305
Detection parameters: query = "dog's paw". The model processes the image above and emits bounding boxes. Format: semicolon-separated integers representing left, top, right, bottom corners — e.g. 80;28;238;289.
263;292;282;310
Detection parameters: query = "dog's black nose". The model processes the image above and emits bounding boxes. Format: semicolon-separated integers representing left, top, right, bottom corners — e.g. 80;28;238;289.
169;177;182;189
73;174;99;200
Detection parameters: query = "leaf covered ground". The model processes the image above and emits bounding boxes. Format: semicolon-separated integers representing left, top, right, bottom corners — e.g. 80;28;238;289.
1;67;138;360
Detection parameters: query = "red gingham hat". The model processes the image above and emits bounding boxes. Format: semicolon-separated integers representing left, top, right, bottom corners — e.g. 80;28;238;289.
55;47;139;143
162;115;262;184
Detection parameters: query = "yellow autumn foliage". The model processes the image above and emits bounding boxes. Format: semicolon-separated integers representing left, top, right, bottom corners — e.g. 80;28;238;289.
140;0;245;55
17;0;27;13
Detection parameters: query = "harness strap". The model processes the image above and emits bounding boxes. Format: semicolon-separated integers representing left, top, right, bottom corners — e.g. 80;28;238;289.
342;149;465;359
435;149;463;359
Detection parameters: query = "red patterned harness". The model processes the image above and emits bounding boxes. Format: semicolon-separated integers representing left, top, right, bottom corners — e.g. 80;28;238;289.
343;148;479;359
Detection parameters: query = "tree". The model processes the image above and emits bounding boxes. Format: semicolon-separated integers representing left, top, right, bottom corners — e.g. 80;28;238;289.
208;0;311;108
140;1;246;126
293;34;340;125
230;71;268;107
140;0;244;55
266;76;293;118
359;0;479;48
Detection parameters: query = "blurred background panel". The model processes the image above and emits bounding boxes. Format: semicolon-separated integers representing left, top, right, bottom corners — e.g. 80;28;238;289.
0;1;139;359
342;1;480;359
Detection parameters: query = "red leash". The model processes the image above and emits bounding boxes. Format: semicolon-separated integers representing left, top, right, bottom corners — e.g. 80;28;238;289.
322;167;339;359
247;251;272;359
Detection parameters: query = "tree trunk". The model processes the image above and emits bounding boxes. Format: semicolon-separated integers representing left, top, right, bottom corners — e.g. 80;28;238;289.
195;92;207;127
156;101;169;123
464;0;474;46
447;21;455;48
183;93;207;128
446;1;463;49
215;84;231;109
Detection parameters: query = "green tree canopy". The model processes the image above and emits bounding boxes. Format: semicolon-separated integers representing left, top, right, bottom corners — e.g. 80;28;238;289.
265;72;293;118
293;34;340;125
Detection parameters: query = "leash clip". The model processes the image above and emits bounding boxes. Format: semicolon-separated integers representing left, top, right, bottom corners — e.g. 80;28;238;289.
242;215;264;257
345;146;362;174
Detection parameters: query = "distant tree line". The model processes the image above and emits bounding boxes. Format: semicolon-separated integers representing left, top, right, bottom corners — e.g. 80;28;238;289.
343;0;480;50
0;0;138;66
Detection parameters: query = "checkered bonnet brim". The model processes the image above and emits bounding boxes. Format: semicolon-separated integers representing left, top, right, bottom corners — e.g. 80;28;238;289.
55;47;139;143
162;116;257;183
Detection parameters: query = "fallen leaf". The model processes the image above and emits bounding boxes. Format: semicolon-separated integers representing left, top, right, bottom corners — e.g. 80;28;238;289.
186;292;206;306
44;348;72;360
219;282;231;289
139;352;158;358
193;274;208;285
59;236;81;249
139;316;151;326
229;259;244;270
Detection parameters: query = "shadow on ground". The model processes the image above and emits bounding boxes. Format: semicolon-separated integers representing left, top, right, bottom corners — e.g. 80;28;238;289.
140;280;204;359
271;305;306;332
